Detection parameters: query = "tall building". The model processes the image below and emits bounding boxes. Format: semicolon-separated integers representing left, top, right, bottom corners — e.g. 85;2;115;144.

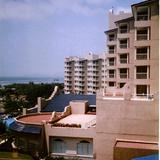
104;0;159;98
64;0;159;99
64;54;102;94
96;0;159;159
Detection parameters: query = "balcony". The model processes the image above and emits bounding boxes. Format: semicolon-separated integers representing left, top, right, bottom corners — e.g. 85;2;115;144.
75;68;85;73
65;82;72;86
135;20;151;28
119;73;128;79
75;63;84;67
136;73;147;79
74;72;85;77
108;74;115;78
136;53;147;60
137;34;148;41
108;61;115;66
119;28;128;34
137;14;148;21
120;43;127;49
120;58;127;64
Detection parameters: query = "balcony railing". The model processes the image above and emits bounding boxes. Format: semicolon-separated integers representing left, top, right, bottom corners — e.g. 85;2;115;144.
108;74;115;78
137;15;148;21
136;72;147;79
120;44;127;49
119;73;128;78
137;34;148;40
136;53;147;60
109;61;115;66
119;29;128;34
109;37;115;41
109;49;114;54
120;58;127;64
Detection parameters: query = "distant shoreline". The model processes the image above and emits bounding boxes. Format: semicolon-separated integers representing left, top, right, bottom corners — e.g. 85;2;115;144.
0;77;64;86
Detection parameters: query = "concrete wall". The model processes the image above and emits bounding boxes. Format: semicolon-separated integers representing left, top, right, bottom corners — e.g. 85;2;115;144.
95;92;158;160
50;137;94;160
44;123;96;157
70;100;88;114
108;11;132;30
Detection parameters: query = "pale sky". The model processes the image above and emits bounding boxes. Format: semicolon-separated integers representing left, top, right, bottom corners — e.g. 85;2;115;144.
0;0;141;77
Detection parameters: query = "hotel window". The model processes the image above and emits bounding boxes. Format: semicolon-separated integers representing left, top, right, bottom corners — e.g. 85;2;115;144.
108;34;115;41
119;68;128;78
119;39;128;49
136;7;149;21
52;139;66;153
108;46;115;54
77;140;93;155
136;27;149;41
120;54;128;64
108;70;115;78
108;58;115;66
136;66;149;79
119;24;128;33
109;82;115;87
136;47;149;60
136;85;149;96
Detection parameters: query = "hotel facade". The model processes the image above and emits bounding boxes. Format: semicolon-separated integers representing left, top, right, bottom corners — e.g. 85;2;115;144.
64;0;159;100
8;0;159;160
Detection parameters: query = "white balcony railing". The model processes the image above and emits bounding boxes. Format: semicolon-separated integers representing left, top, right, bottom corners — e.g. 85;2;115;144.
108;74;115;78
108;61;115;66
120;58;127;64
137;15;148;21
119;29;128;34
109;49;115;54
136;54;147;60
136;72;147;79
109;37;115;41
120;44;127;49
119;73;128;78
137;34;148;40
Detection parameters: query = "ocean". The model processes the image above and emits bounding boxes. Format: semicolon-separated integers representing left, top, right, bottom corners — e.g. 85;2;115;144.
0;77;64;86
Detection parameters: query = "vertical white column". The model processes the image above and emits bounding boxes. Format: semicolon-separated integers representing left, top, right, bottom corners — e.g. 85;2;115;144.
147;27;150;40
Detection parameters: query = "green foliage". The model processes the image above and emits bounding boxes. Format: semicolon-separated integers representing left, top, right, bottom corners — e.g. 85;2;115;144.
1;83;64;114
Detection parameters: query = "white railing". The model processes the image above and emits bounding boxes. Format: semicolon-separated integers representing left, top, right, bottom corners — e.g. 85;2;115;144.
137;15;148;21
109;49;114;54
119;73;128;78
120;58;127;64
119;29;128;33
136;72;147;79
136;54;147;60
108;74;115;78
108;37;115;41
109;62;115;66
120;44;127;49
137;34;148;40
132;94;154;100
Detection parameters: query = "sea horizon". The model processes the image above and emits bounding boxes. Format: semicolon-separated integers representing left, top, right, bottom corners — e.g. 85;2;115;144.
0;76;64;86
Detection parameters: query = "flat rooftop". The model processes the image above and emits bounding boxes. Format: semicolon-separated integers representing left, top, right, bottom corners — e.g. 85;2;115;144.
57;114;96;128
17;113;51;124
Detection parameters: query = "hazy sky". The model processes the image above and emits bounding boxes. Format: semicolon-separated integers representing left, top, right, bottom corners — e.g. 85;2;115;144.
0;0;141;77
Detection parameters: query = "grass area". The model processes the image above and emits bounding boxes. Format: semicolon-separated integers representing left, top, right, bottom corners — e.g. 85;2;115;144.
0;151;32;160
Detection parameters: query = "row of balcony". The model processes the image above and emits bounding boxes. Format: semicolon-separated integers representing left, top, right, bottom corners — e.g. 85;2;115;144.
102;72;148;79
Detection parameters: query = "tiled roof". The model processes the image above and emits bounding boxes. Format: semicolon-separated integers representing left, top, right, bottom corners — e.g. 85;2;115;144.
42;94;96;112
